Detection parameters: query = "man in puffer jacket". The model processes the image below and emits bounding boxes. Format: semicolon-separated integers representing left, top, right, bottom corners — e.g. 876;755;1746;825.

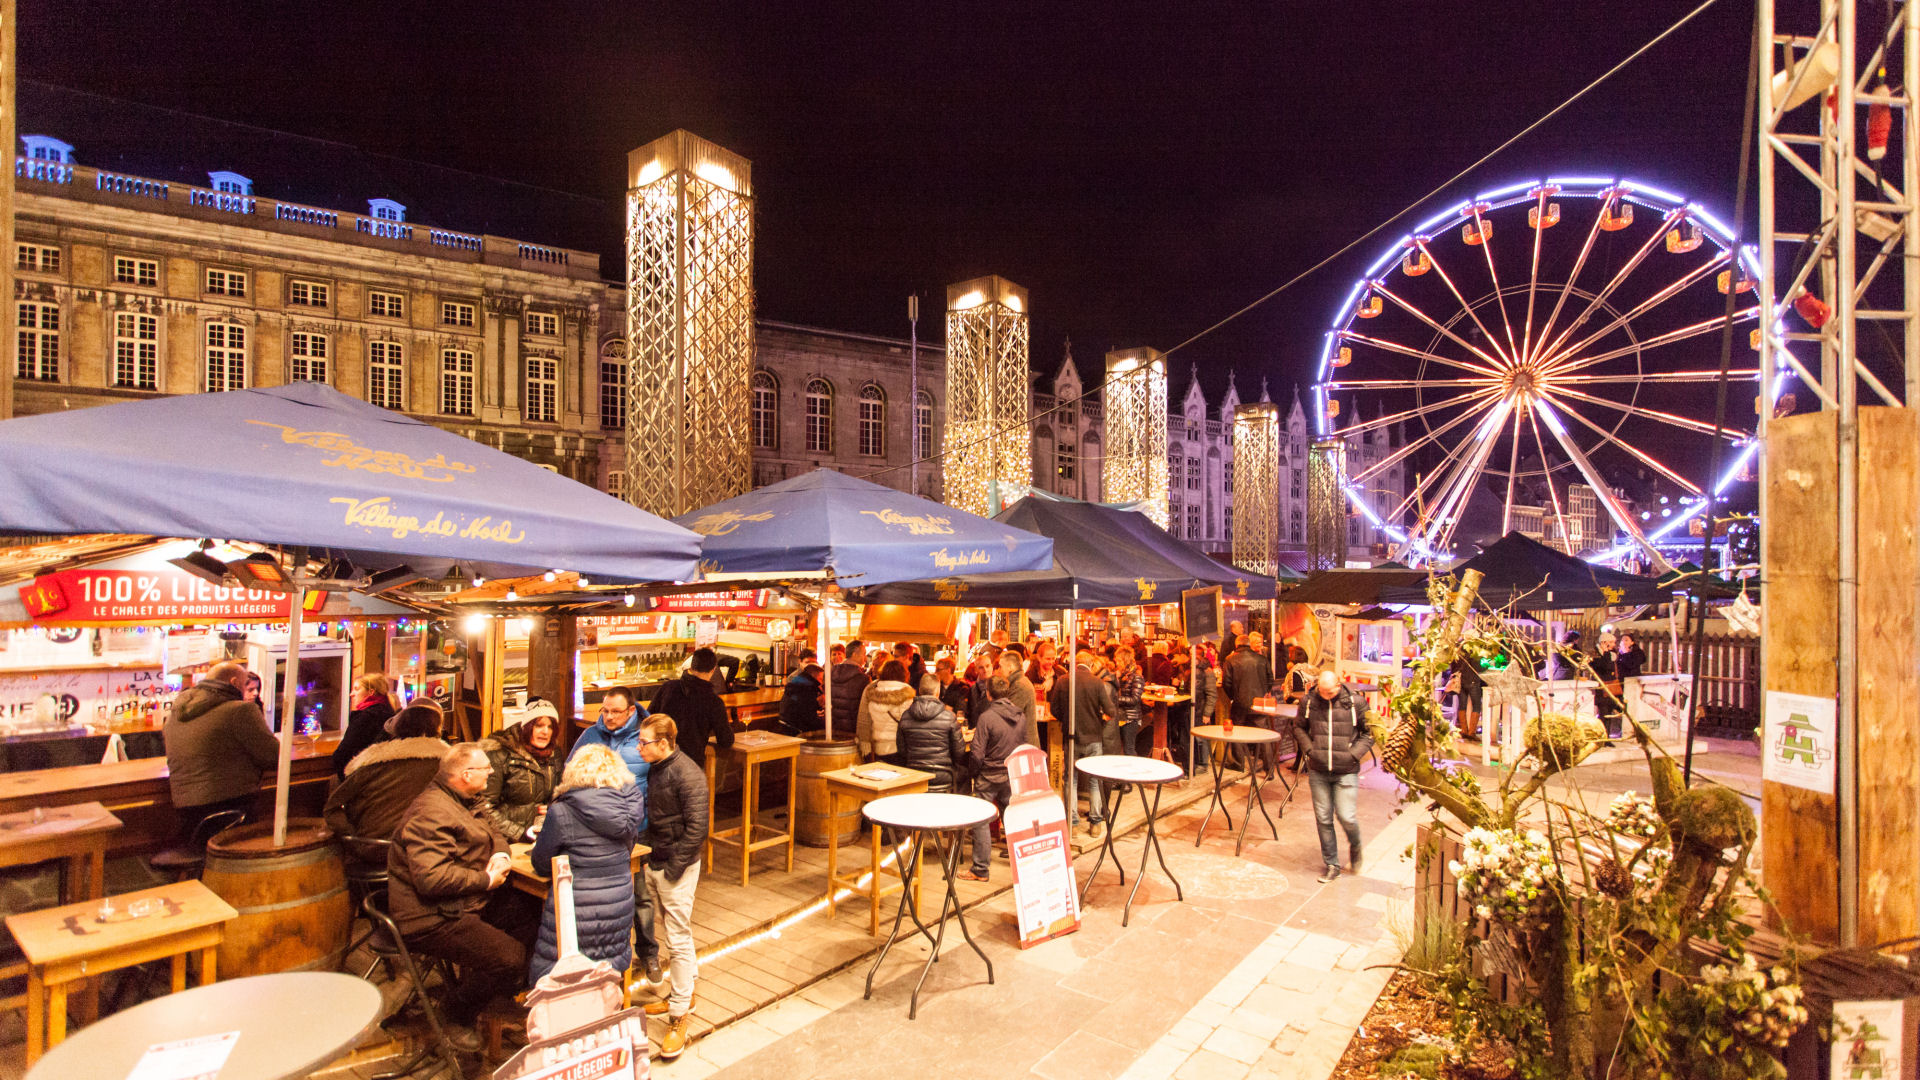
896;687;966;792
1297;671;1374;883
637;716;709;1061
964;677;1027;881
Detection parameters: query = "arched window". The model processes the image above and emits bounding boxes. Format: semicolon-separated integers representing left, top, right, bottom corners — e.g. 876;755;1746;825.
600;340;627;430
858;384;885;456
914;391;934;460
752;371;779;449
805;379;833;453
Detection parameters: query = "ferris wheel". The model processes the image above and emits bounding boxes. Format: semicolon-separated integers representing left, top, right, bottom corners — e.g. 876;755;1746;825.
1314;177;1786;568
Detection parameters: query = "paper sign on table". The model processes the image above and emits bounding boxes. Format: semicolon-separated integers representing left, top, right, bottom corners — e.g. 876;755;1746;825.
1762;689;1837;795
1833;998;1914;1080
1003;744;1079;947
124;1031;240;1080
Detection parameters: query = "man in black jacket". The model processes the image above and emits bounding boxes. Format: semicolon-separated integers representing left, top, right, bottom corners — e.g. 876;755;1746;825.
896;687;966;792
827;640;870;736
1049;648;1121;838
964;677;1026;881
1298;671;1374;882
1223;632;1277;775
650;648;735;769
637;715;708;1060
163;662;279;840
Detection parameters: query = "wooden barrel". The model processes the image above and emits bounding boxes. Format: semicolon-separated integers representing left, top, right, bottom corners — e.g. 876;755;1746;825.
201;819;351;978
794;737;859;848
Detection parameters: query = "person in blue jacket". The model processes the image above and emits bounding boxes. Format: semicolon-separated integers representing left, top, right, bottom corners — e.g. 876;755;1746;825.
567;687;661;983
527;744;642;983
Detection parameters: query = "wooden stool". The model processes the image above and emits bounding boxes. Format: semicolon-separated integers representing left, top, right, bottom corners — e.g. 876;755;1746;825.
821;765;933;935
706;731;804;886
7;880;235;1065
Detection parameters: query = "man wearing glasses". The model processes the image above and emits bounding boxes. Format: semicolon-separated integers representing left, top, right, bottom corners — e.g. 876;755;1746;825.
570;686;662;986
388;743;539;1053
635;715;708;1061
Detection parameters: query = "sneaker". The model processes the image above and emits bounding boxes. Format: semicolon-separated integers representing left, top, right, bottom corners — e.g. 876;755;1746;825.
658;1016;692;1060
442;1023;482;1054
1317;865;1341;884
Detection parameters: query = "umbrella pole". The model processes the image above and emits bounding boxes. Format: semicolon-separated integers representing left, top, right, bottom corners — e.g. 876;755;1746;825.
273;593;303;848
819;608;832;741
1066;593;1078;828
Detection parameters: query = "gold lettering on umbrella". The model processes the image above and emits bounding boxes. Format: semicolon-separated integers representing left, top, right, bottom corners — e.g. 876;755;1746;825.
930;548;989;571
931;577;971;602
331;497;525;545
249;421;476;482
858;508;955;535
688;511;775;536
1135;578;1158;600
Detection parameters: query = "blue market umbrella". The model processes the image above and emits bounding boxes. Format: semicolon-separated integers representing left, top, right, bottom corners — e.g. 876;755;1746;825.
0;382;702;582
674;468;1053;587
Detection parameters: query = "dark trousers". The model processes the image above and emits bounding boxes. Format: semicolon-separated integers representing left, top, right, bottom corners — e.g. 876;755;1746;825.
175;793;255;845
970;777;1011;875
632;873;658;963
405;888;541;1025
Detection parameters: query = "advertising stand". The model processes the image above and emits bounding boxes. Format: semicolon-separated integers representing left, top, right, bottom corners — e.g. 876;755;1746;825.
1003;744;1080;947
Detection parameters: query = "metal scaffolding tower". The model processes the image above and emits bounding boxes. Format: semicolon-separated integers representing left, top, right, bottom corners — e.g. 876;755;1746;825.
1306;438;1348;571
1101;348;1171;528
1232;403;1280;576
944;276;1032;518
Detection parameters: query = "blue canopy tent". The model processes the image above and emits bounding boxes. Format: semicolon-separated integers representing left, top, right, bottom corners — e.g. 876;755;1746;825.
672;468;1055;738
848;496;1278;609
0;383;703;841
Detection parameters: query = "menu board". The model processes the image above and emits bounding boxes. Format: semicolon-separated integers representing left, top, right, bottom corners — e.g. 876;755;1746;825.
1003;745;1079;947
1181;587;1224;643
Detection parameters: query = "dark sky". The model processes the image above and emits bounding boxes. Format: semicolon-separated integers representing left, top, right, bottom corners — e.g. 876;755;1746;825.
18;0;1754;402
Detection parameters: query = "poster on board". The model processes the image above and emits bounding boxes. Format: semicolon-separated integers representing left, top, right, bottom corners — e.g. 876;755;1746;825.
1003;744;1078;947
1761;689;1837;796
1181;587;1223;644
1831;998;1914;1080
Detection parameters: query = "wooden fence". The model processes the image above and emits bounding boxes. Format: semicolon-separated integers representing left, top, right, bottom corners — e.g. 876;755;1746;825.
1640;632;1760;733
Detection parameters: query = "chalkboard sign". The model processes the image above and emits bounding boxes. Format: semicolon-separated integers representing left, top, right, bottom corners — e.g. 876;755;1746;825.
1181;587;1223;643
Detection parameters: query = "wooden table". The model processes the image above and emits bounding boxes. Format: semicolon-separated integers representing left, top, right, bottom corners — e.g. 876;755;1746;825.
1142;687;1191;765
707;730;803;886
508;842;650;899
860;793;998;1020
0;801;121;906
25;971;381;1080
1191;725;1282;857
821;764;932;935
7;879;236;1065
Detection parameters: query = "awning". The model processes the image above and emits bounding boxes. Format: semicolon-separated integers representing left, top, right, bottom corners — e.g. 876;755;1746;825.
1377;532;1669;610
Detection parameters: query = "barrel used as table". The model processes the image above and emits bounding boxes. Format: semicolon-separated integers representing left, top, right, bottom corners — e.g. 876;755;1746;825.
199;820;350;977
794;738;860;847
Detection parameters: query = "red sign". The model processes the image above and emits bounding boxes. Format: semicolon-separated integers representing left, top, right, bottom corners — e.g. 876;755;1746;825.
25;568;295;626
650;590;765;613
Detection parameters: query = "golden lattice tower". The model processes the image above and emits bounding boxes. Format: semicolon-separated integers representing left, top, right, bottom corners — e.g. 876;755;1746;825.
1232;403;1280;576
943;276;1032;517
1101;348;1169;528
624;131;755;518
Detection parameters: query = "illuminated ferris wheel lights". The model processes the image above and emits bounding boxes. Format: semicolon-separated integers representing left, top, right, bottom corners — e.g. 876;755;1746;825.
1622;180;1686;205
1473;180;1538;202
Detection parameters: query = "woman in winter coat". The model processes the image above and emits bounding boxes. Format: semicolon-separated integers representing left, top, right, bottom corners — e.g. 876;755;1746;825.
1110;646;1146;755
855;660;918;763
479;700;564;842
333;674;400;778
322;703;447;866
526;744;643;984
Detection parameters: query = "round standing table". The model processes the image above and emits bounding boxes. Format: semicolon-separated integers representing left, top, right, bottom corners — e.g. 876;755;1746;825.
1191;724;1281;856
861;792;999;1019
1074;755;1186;926
1249;702;1305;807
26;972;381;1080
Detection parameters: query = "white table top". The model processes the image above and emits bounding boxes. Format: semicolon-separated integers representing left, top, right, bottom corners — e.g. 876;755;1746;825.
864;792;999;831
27;972;380;1080
1192;723;1280;745
1075;754;1185;785
1250;703;1299;719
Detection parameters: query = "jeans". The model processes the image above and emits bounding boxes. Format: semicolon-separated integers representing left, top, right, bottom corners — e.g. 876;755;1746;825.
405;887;542;1026
1118;720;1140;756
644;863;701;1020
1308;770;1361;869
970;778;1010;875
631;874;657;964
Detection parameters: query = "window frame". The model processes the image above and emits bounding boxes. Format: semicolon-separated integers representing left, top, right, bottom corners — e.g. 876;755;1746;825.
600;358;627;430
112;311;159;390
440;348;476;417
857;384;886;457
524;354;559;423
113;256;160;289
203;322;247;392
203;267;249;298
440;300;476;327
288;279;331;309
368;290;407;320
367;339;406;410
16;243;60;274
289;330;330;384
751;371;779;450
524;311;559;338
913;391;934;461
15;300;61;382
804;379;834;454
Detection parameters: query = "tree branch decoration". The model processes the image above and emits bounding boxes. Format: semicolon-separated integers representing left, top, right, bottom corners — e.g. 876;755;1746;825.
1382;570;1805;1079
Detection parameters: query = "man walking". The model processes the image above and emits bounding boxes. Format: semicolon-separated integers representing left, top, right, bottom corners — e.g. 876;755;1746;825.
1298;671;1373;883
637;715;709;1061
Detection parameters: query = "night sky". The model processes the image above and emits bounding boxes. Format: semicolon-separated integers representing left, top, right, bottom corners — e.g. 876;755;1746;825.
20;1;1754;405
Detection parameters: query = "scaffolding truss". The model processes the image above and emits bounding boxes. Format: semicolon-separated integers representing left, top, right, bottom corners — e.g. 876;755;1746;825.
1100;348;1170;528
1306;438;1348;572
943;276;1032;517
1232;403;1280;576
624;130;755;518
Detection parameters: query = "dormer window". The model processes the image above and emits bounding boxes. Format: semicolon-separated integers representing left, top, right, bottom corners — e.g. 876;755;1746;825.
368;199;406;222
19;136;73;163
208;171;252;195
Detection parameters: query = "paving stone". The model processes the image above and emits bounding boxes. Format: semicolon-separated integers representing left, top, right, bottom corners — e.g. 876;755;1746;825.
1167;1016;1214;1049
1173;1047;1255;1080
1120;1042;1196;1080
1201;1024;1272;1065
1219;1006;1288;1043
753;995;830;1036
1031;1030;1140;1080
695;1019;783;1071
1186;998;1234;1028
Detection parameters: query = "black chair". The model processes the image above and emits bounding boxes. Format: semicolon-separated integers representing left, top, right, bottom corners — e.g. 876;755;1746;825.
362;895;464;1080
339;835;392;975
149;809;247;882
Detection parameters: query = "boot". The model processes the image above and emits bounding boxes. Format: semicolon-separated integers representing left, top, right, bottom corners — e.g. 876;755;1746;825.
658;1015;692;1060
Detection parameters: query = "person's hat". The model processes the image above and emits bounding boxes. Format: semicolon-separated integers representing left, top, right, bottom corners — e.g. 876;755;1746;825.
505;698;561;729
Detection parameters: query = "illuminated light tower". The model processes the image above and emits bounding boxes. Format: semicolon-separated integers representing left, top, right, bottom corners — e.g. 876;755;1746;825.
1101;348;1170;528
1306;437;1348;571
624;130;755;518
1232;403;1280;576
943;276;1032;517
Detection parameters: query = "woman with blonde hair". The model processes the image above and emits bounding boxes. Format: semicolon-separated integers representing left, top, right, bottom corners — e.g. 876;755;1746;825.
527;743;642;984
333;673;401;777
